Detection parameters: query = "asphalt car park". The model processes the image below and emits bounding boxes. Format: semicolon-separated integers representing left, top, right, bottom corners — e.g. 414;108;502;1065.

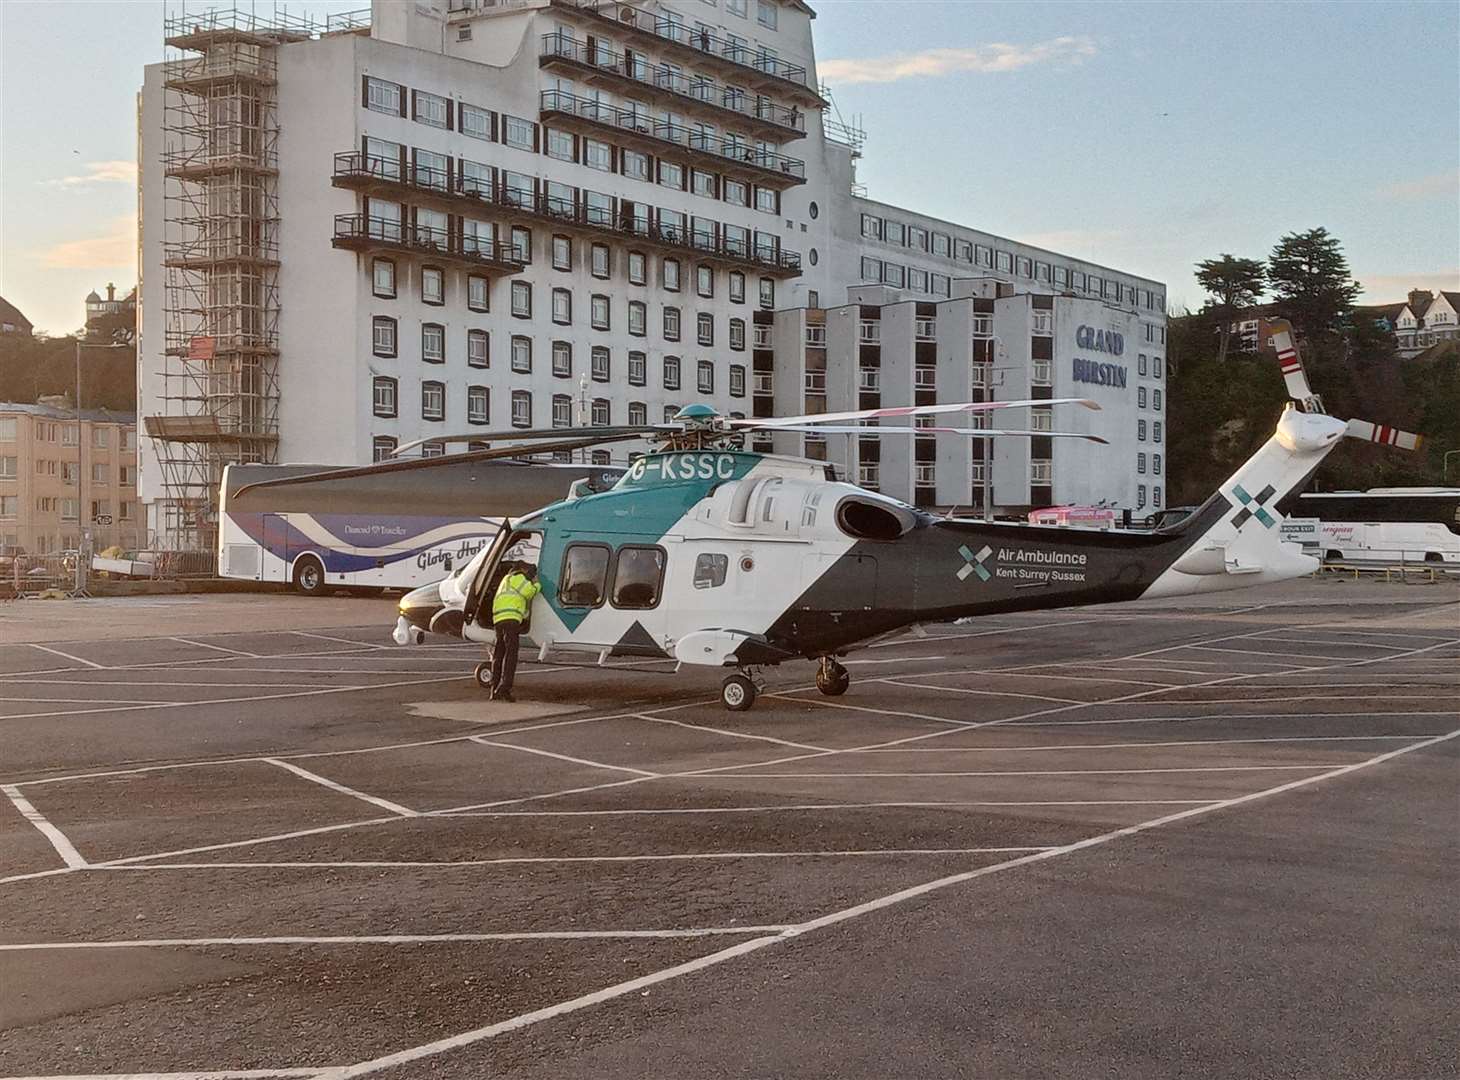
0;580;1456;1079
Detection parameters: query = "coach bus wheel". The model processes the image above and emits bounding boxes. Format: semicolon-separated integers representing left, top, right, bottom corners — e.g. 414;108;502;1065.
293;555;326;596
721;674;757;712
474;662;494;691
816;658;850;697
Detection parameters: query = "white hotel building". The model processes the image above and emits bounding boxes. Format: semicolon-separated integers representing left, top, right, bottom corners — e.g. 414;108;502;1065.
137;0;1166;547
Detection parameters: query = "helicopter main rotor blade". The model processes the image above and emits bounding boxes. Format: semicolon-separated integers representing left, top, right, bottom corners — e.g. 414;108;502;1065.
725;397;1100;429
232;433;647;499
392;426;668;457
766;425;1109;444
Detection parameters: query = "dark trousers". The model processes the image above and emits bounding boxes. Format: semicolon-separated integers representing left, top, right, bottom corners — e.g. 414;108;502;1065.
491;619;522;694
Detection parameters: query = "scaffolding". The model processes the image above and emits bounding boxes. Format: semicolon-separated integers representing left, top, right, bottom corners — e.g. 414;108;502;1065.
150;5;313;552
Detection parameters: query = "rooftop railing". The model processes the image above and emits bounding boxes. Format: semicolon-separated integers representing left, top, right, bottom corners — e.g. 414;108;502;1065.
331;213;527;272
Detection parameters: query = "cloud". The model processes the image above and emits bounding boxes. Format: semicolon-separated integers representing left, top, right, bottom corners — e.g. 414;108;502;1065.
1357;270;1460;303
820;37;1097;85
43;160;137;189
39;214;137;271
1376;169;1459;201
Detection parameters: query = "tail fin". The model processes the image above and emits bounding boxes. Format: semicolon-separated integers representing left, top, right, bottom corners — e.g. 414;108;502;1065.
1146;407;1347;598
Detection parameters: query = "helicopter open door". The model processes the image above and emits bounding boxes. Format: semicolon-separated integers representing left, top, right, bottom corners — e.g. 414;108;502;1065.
462;521;545;640
462;519;515;631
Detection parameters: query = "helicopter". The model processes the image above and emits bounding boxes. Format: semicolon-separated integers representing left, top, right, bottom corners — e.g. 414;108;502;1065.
245;319;1423;710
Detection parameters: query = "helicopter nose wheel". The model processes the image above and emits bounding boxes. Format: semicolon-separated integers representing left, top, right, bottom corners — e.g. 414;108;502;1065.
816;657;850;697
721;672;758;711
473;648;495;693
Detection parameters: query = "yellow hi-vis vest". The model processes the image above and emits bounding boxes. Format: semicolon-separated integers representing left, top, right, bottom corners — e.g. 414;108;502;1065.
492;572;541;624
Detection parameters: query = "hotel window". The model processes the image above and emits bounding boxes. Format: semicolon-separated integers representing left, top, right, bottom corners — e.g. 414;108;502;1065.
372;316;397;358
1153;453;1162;475
591;243;611;279
696;265;714;298
119;465;133;486
628;251;647;285
421;441;446;458
729;271;746;303
364;76;403;116
884;221;906;246
421;323;445;363
467;385;489;425
908;268;929;294
1153;357;1164;378
421;266;444;305
511;226;532;262
628;352;647;386
860;256;881;282
663;355;681;390
628;401;648;425
421;381;446;422
932;233;951;258
663;405;682;424
1054;266;1069;286
93;426;109;449
1138;386;1148;409
729;364;746;397
372;258;396;298
622;149;650;181
1137;452;1147;475
698;359;715;394
663;257;682;291
908;226;928;251
882;263;906;288
1088;275;1103;295
1015;256;1032;277
511;281;532;318
724;178;750;207
1035;261;1051;283
460;102;492;140
659;160;685;190
759;277;775;309
372;377;398;418
467;275;489;312
754;187;778;214
412;90;449;128
931;274;950;298
511;335;532;373
1153;388;1162;410
1030;407;1053;432
511;389;532;428
1153;486;1162;508
697;312;714;346
551;235;572;271
1137;484;1148;509
459;157;492;197
1032;359;1052;385
1139;354;1149;376
723;224;749;256
504;114;536;150
89;462;107;483
975;245;993;268
1153;421;1162;443
996;251;1012;273
62;426;79;448
372;436;397;462
757;0;777;28
467;329;489;368
692;169;717;198
591;294;611;330
664;306;682;341
551;287;572;325
955;239;973;262
729;318;746;351
1138;419;1148;442
504;171;534;207
552;340;573;378
585;138;613;171
591;398;610;427
591;346;611;383
546;128;574;162
1030;460;1052;484
629;300;647;336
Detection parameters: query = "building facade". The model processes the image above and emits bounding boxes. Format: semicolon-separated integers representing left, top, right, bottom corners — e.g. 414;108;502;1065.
0;402;141;554
138;0;1166;546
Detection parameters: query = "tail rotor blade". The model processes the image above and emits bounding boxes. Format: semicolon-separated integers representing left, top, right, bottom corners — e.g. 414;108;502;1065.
1345;419;1425;452
1268;319;1314;403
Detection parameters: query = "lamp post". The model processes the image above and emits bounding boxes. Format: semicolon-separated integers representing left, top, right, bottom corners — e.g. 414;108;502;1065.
73;337;128;595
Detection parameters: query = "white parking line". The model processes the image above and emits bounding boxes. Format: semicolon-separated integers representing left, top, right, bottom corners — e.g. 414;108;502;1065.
265;759;418;818
631;712;832;753
441;799;1218;818
879;679;1085;705
0;927;794;951
716;764;1344;778
855;735;1437;752
1;784;87;868
171;637;261;657
311;727;1460;1080
25;643;104;669
1002;711;1457;728
291;631;390;650
470;735;661;778
0;1071;326;1079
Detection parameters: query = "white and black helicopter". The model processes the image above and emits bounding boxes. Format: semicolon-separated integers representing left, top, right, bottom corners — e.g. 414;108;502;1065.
247;319;1423;710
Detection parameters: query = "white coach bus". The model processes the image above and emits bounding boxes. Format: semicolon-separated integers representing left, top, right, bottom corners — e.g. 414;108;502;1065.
219;458;622;594
1295;487;1460;564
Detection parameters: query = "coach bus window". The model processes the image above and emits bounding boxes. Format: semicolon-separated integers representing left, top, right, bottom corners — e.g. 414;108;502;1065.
612;546;666;609
559;544;611;607
693;552;728;589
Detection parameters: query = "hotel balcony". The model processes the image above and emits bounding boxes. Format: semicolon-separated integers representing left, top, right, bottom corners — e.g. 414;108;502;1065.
331;152;802;276
539;90;805;188
549;0;825;108
539;32;805;141
330;213;528;274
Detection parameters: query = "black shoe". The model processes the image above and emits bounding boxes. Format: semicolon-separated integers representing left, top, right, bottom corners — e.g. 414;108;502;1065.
496;691;516;703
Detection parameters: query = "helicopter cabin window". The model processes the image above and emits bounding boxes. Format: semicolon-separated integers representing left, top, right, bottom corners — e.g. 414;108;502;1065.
559;544;611;608
612;545;666;609
693;552;728;589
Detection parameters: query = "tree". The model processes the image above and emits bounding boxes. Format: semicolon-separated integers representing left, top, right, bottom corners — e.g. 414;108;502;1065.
1194;254;1266;364
1267;228;1361;340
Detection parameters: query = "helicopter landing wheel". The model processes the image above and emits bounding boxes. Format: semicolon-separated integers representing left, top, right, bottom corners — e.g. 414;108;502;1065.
816;657;850;697
721;673;757;712
473;661;494;692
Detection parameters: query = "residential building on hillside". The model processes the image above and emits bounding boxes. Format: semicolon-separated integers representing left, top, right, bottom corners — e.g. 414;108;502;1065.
0;297;33;337
0;401;140;555
137;0;1166;548
85;284;138;343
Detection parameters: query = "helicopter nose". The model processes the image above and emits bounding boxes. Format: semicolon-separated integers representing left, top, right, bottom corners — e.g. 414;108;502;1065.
398;582;443;635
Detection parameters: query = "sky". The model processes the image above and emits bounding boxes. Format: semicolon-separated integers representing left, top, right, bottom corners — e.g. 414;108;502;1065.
1;0;1457;334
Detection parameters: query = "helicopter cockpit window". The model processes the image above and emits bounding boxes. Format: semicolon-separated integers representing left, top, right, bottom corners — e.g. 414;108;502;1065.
559;543;611;608
612;545;666;609
693;552;728;589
